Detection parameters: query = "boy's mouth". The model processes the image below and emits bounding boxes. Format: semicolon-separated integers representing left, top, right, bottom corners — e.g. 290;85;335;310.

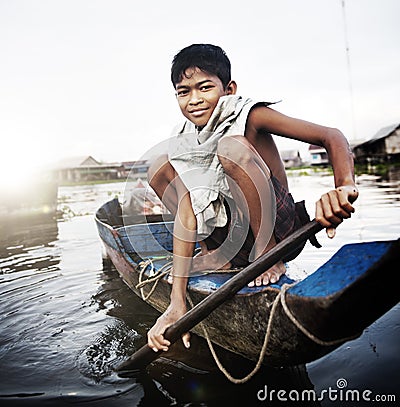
189;108;208;117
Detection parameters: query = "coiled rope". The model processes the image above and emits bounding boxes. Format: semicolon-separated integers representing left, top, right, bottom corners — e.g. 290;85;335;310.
136;257;172;301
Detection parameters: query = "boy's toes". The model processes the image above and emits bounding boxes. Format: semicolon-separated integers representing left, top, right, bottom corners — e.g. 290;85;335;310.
262;273;271;285
269;263;286;284
269;272;278;284
248;263;286;287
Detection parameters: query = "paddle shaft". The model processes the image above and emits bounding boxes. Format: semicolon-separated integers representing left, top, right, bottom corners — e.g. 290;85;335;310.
116;219;323;373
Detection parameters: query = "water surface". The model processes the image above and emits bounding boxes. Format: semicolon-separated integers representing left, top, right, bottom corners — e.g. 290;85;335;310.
0;174;399;406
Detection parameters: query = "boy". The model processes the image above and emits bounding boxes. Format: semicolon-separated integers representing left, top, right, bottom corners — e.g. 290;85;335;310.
147;44;358;352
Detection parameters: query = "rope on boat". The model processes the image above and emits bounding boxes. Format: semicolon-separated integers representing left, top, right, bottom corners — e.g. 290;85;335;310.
279;285;360;347
136;257;173;301
186;286;287;384
136;259;242;302
187;283;358;384
135;260;360;383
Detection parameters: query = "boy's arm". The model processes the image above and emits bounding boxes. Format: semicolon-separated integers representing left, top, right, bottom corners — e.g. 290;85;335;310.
147;184;196;352
249;106;359;236
312;130;358;237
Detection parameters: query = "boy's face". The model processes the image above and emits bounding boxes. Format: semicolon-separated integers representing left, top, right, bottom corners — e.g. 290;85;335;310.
175;67;236;128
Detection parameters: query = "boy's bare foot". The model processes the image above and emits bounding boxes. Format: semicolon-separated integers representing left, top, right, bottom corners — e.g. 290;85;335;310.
192;239;232;272
167;244;232;284
191;247;232;273
248;260;286;287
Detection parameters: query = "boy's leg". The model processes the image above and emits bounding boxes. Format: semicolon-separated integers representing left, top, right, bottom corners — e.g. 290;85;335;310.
148;154;178;215
148;154;233;275
217;136;286;286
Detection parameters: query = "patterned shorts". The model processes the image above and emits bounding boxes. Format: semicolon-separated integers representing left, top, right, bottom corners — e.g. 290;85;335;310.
202;175;317;267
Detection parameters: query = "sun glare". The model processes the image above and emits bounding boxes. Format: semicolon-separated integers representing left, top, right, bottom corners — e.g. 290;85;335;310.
0;155;37;190
0;147;59;215
0;149;56;194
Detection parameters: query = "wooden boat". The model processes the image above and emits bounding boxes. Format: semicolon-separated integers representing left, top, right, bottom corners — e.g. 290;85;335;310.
95;198;400;367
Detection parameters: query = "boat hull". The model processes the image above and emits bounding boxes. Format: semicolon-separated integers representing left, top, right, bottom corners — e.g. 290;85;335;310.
96;199;400;366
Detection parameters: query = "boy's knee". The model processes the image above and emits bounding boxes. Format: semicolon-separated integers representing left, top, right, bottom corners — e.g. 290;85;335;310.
217;136;253;168
147;154;170;185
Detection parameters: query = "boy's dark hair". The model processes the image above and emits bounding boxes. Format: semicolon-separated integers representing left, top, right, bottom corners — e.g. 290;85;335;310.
171;44;231;89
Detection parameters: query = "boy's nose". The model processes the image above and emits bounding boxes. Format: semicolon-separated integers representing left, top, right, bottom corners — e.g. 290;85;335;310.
189;90;203;105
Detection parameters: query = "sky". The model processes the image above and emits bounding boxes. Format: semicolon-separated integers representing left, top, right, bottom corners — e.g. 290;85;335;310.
0;0;399;179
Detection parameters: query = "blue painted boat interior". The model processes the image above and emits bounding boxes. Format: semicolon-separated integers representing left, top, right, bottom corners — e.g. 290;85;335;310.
190;241;392;297
118;222;393;298
188;272;295;295
119;222;174;254
288;241;392;297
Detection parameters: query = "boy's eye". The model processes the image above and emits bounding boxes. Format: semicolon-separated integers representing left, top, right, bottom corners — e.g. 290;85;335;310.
200;85;213;91
176;89;189;97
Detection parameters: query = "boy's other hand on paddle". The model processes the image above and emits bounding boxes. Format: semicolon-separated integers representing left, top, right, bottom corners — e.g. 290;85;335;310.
147;302;190;352
316;185;359;238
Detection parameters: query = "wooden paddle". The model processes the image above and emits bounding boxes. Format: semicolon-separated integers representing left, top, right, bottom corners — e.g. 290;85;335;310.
116;219;323;374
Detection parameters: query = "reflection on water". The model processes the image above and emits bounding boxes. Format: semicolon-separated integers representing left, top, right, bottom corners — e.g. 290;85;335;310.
358;163;400;184
0;216;60;275
386;165;400;183
77;271;140;383
0;174;399;406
